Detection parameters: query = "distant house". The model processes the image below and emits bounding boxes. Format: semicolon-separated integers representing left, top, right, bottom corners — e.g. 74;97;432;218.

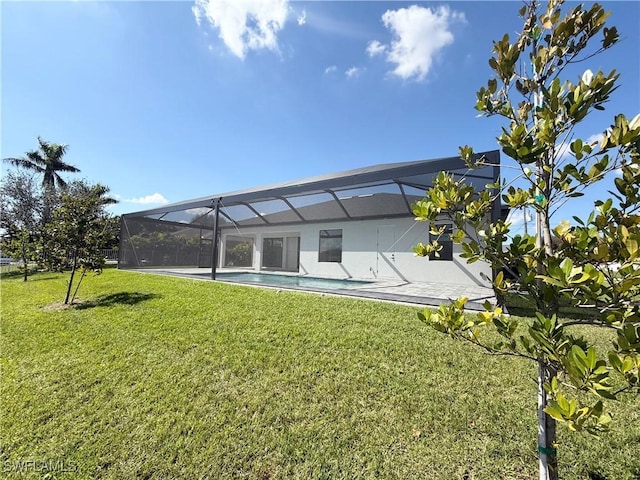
119;151;501;287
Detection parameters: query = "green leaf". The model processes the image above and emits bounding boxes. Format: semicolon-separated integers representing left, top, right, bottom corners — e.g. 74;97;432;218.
561;258;574;279
545;404;566;422
586;347;597;370
557;394;571;413
621;356;634;374
570;345;589;375
595;388;617;400
609;352;622;371
536;275;565;287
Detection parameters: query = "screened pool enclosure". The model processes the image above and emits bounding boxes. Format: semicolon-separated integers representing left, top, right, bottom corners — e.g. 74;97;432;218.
119;151;501;283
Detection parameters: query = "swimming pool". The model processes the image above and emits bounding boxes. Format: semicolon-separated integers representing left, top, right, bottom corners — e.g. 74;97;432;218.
213;272;372;290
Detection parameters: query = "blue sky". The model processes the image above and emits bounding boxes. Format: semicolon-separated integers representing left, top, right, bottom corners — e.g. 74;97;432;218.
2;1;639;234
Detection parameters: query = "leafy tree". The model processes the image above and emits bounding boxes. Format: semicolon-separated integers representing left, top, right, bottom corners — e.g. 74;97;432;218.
3;137;81;267
0;170;43;281
46;181;118;304
412;1;639;479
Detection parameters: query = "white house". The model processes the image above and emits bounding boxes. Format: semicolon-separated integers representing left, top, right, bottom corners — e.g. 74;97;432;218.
119;151;501;288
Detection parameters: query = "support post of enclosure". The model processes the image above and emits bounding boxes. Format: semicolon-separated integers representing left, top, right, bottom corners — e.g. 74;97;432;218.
210;198;221;280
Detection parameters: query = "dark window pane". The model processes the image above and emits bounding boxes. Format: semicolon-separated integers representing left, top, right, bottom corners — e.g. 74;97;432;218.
319;229;342;262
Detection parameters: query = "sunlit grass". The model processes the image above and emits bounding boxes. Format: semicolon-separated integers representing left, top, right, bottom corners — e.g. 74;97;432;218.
1;269;638;479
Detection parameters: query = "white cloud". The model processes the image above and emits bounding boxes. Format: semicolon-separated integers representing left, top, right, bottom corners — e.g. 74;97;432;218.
366;40;386;58
185;207;212;217
127;193;169;205
557;133;604;159
297;9;306;26
586;133;604;146
345;66;361;79
324;65;337;75
192;0;288;59
506;207;533;233
193;2;203;26
506;209;524;226
369;5;465;81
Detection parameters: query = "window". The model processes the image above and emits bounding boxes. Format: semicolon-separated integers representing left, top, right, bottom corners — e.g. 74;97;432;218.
319;229;342;262
429;223;453;261
224;235;254;267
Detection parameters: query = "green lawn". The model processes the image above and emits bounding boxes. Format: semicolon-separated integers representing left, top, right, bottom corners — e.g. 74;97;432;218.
1;269;639;479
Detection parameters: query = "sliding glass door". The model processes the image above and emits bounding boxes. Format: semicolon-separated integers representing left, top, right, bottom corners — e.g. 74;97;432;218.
262;238;284;269
262;235;299;271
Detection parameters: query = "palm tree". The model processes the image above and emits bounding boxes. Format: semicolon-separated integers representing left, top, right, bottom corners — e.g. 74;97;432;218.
3;136;80;192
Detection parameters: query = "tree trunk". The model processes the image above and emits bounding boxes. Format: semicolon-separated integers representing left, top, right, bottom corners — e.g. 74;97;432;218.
535;156;558;480
540;163;554;257
21;236;28;282
539;209;553;256
537;357;558;480
64;250;77;304
41;186;54;269
70;269;86;304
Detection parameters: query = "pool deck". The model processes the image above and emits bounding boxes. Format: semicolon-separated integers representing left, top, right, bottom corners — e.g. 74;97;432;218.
128;267;496;311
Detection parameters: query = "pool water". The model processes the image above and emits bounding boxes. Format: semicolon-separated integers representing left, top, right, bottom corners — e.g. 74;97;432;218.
214;272;372;290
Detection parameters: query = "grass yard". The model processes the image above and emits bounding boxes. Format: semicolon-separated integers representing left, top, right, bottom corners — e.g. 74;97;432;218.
1;269;639;479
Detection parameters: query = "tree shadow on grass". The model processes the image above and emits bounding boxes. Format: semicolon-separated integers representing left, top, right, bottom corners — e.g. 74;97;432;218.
75;292;161;310
588;469;640;480
0;269;24;279
588;472;608;480
504;292;599;321
0;270;54;281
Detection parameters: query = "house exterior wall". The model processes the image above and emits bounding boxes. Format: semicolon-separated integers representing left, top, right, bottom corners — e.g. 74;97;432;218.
221;216;490;287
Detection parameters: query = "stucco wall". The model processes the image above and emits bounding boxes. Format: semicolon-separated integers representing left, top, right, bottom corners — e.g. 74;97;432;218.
221;217;491;287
